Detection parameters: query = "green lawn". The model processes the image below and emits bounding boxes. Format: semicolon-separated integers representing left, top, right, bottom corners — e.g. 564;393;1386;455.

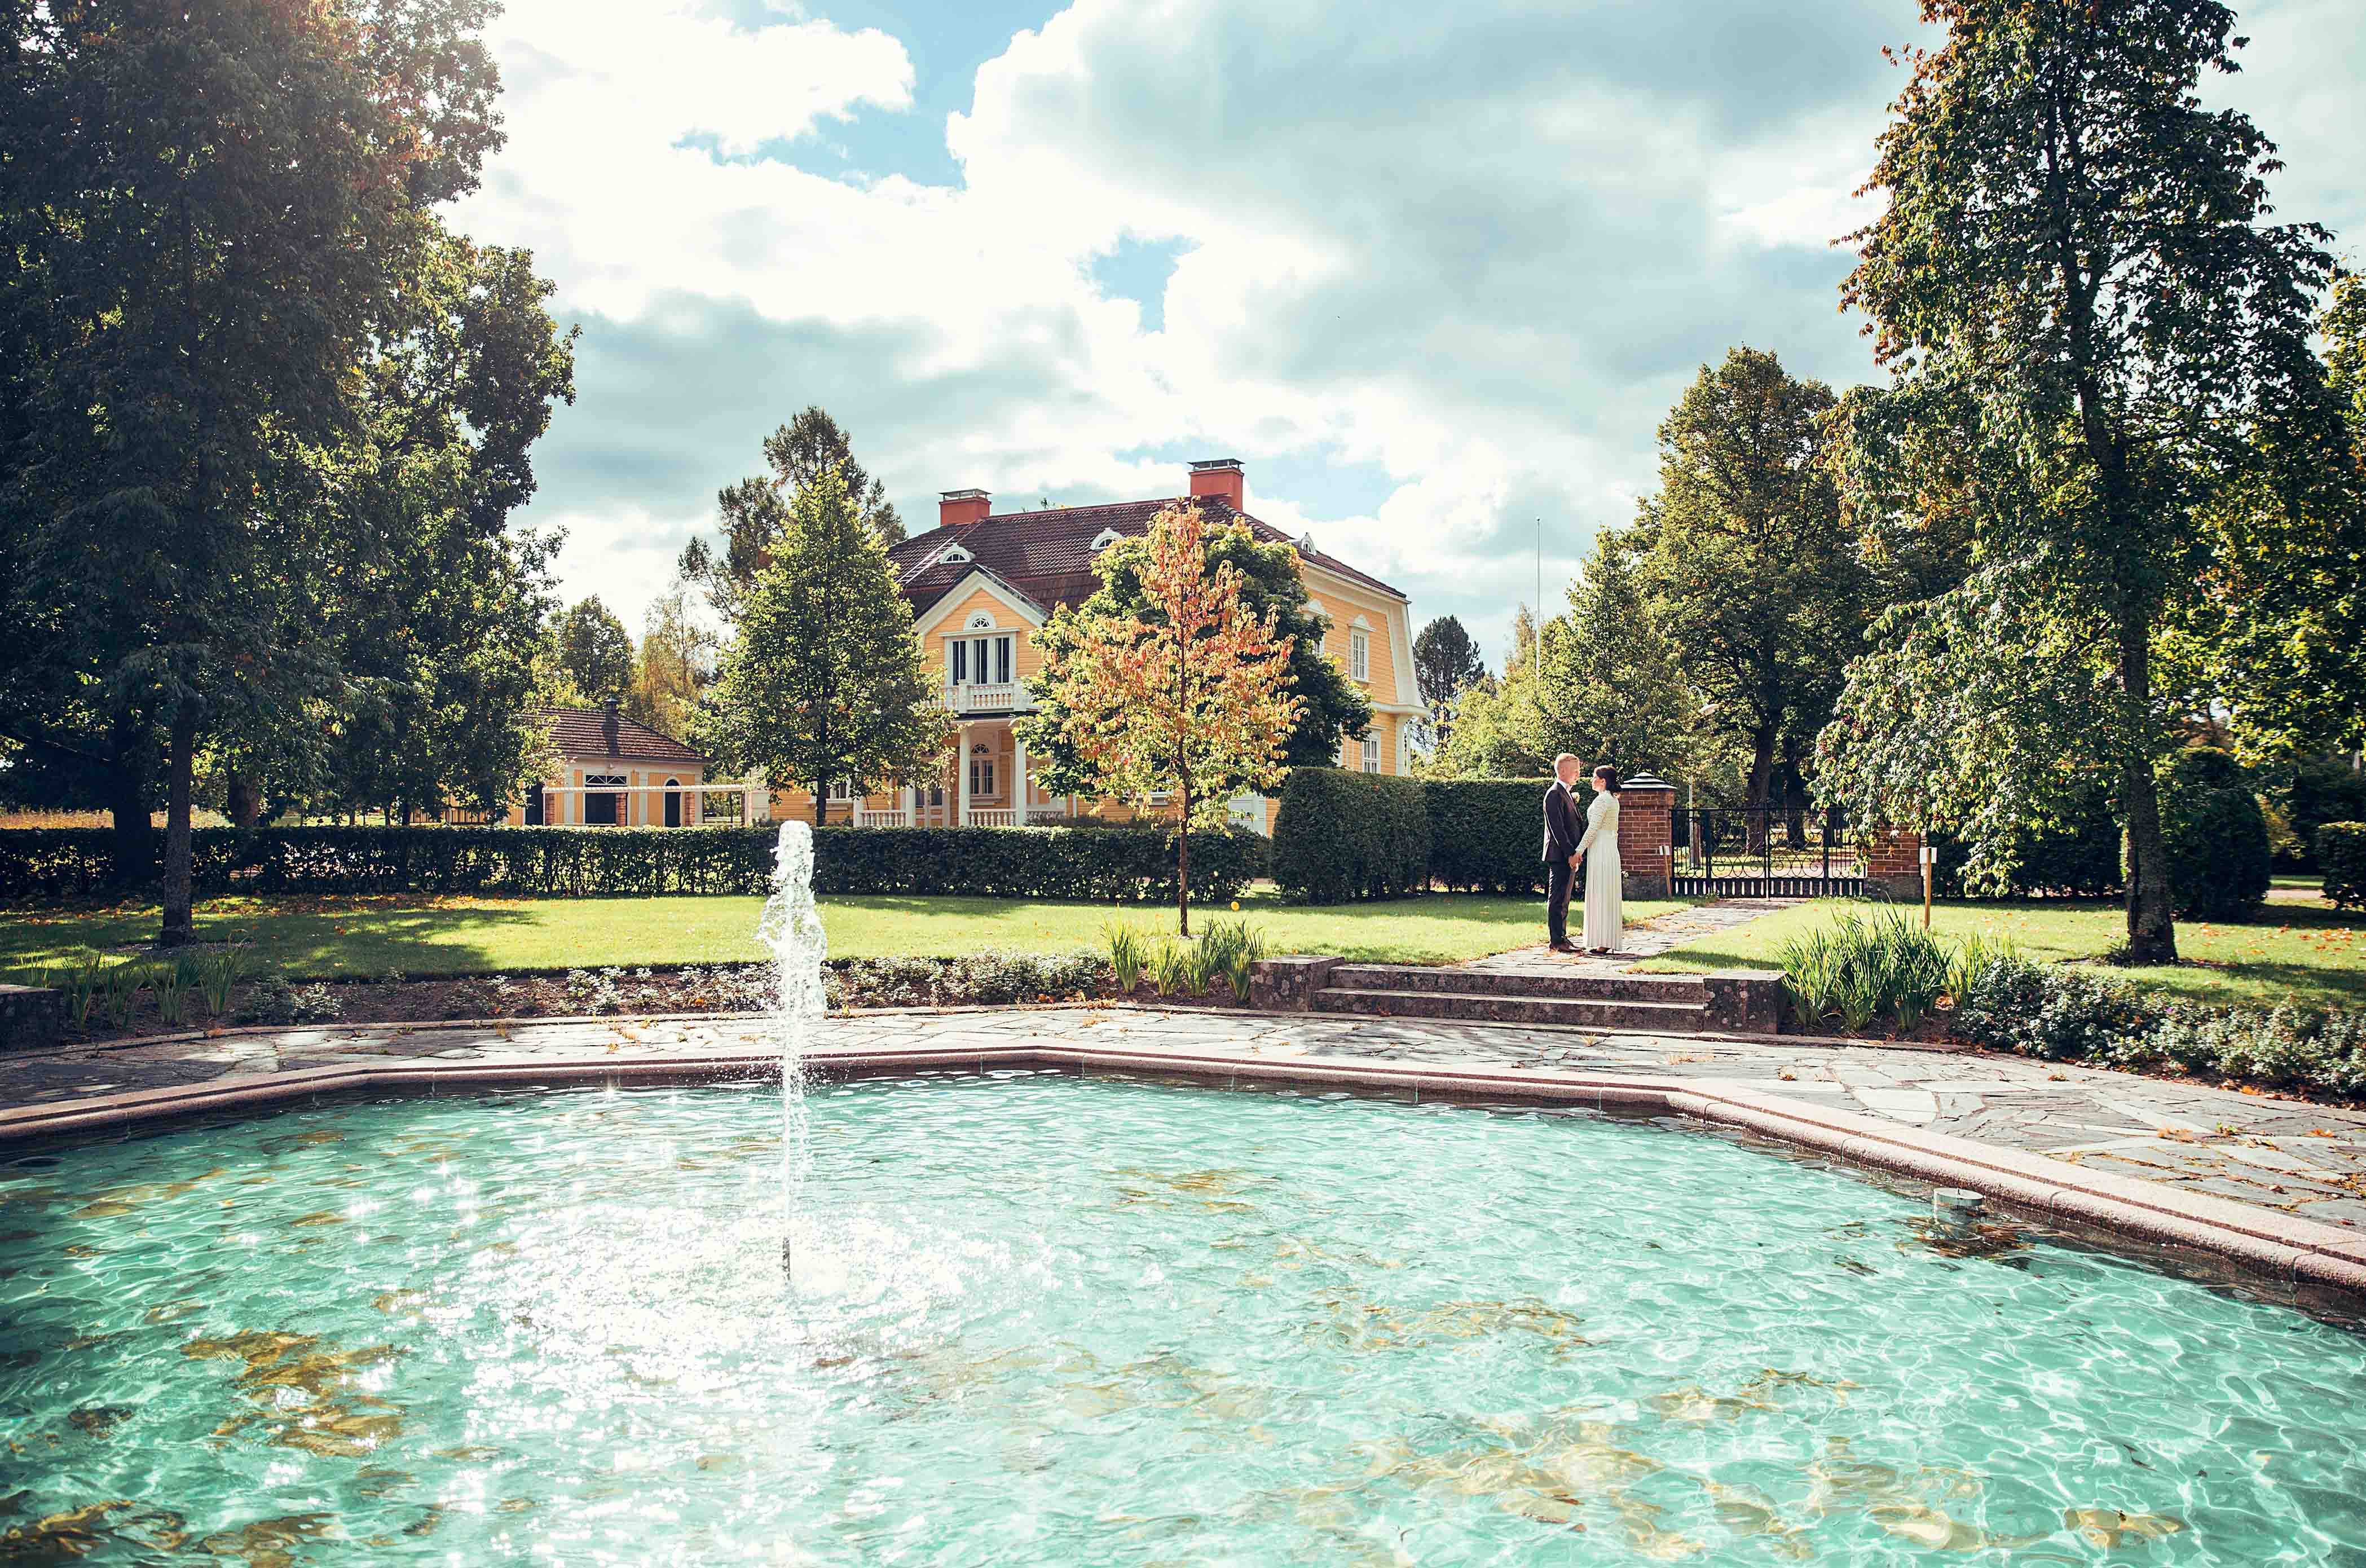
1640;897;2366;1010
0;890;1706;979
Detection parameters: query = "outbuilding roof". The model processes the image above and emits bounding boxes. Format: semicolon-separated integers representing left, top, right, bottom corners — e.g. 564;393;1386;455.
532;706;707;767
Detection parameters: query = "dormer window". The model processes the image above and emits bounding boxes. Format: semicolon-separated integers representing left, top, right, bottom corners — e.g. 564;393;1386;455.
1298;532;1317;555
939;543;973;566
1090;526;1123;552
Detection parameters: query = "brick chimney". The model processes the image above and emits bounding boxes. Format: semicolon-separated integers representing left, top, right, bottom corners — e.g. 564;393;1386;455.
600;698;620;757
1188;458;1244;511
939;488;991;528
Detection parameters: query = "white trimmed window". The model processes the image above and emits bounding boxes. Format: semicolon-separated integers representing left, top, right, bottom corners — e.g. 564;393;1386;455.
827;781;857;803
1350;627;1370;681
969;759;998;798
950;633;1014;685
1361;735;1381;773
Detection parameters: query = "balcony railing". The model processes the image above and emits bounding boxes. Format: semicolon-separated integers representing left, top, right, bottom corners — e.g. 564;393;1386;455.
967;807;1018;827
944;680;1033;715
855;808;910;827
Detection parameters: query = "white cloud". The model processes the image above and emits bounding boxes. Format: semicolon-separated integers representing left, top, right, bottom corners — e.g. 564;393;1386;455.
460;0;2366;663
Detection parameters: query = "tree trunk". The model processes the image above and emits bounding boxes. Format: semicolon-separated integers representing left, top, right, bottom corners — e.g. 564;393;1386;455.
1744;723;1777;853
159;710;197;947
1177;794;1192;939
1779;738;1808;849
104;712;153;887
2117;616;2178;963
224;770;262;829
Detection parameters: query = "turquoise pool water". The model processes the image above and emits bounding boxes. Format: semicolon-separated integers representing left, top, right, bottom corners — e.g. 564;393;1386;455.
2;1073;2363;1564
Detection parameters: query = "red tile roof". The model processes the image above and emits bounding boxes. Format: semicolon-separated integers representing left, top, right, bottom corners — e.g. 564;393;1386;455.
887;496;1406;618
533;706;707;767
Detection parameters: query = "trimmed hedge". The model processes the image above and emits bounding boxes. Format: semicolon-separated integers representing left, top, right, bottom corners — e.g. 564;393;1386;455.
2157;747;2271;918
2320;822;2366;910
1955;955;2366;1098
1422;778;1549;893
0;824;1265;904
1271;768;1430;902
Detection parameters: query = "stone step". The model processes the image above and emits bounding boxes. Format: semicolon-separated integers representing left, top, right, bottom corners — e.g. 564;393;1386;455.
1308;986;1709;1032
1324;964;1706;1004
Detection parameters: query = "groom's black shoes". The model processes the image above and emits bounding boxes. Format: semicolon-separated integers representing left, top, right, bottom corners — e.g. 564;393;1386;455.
1549;940;1580;954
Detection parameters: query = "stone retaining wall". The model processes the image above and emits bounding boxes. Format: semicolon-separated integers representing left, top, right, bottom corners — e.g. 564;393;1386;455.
0;985;65;1054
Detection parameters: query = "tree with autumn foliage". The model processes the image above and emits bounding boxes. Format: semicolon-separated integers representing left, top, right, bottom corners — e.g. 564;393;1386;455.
1021;502;1303;935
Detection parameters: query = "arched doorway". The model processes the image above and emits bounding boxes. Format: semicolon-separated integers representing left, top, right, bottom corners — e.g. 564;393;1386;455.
664;779;682;827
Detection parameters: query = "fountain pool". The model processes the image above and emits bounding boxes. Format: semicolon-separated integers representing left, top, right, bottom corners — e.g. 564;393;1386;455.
2;1072;2363;1563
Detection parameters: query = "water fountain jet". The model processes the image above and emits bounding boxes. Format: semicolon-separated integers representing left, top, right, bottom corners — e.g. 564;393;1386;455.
757;820;828;1276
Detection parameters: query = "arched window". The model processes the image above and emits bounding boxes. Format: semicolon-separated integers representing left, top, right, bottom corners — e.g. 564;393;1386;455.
664;778;682;828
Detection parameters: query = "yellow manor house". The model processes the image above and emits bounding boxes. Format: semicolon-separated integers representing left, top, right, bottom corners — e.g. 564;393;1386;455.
772;457;1421;835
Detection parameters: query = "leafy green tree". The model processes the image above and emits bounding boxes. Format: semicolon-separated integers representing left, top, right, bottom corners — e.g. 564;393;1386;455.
1430;663;1549;779
680;407;904;623
1823;0;2342;963
1023;524;1367;796
2169;274;2366;764
309;234;578;823
1532;534;1712;783
1624;347;1878;814
555;598;635;708
694;466;951;825
1413;616;1484;745
0;0;505;941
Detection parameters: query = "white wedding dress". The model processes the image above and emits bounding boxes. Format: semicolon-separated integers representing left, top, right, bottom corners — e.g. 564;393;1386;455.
1575;791;1623;952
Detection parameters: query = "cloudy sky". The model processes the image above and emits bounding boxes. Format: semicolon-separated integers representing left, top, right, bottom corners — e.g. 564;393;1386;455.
450;0;2366;670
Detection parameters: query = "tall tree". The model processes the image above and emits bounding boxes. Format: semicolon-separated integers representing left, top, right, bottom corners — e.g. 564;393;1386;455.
679;407;903;623
1413;616;1485;746
1022;502;1301;935
1624;347;1878;815
310;233;577;823
624;585;715;742
694;465;950;826
1828;0;2341;962
1532;536;1711;782
1;0;504;941
554;598;635;707
1025;522;1365;795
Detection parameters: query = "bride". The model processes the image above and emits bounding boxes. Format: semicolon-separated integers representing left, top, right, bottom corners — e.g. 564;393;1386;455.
1575;765;1623;954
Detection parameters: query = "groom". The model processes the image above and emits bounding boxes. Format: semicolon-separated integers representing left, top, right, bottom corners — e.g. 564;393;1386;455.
1540;753;1584;954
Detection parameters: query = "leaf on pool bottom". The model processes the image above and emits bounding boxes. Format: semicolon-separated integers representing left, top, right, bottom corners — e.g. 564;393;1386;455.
2063;1507;2186;1546
65;1406;133;1440
199;1512;338;1568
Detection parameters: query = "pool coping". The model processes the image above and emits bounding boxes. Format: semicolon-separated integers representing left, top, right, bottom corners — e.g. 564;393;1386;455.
5;1038;2362;1309
0;1001;1987;1063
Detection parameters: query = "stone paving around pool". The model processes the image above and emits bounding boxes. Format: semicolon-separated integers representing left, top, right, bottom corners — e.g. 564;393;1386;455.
5;1005;2363;1239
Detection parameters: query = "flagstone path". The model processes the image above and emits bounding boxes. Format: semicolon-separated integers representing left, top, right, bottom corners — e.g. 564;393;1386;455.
5;1003;2362;1239
1455;896;1800;976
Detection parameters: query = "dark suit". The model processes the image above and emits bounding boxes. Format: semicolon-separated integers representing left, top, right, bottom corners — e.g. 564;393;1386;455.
1541;779;1581;947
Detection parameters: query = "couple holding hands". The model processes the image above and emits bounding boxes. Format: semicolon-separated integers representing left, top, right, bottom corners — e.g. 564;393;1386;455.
1540;754;1624;955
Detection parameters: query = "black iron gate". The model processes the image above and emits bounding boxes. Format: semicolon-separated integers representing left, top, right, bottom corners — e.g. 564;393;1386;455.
1672;805;1862;897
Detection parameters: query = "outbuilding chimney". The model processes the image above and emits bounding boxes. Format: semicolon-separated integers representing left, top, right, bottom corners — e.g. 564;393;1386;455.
600;698;620;757
939;488;991;528
1188;458;1244;511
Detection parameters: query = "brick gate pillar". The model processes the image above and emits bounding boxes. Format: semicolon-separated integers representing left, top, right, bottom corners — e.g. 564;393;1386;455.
1617;773;1675;900
1865;827;1924;900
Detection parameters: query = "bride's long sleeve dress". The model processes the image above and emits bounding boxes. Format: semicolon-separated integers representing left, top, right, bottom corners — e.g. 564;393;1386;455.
1575;792;1623;952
